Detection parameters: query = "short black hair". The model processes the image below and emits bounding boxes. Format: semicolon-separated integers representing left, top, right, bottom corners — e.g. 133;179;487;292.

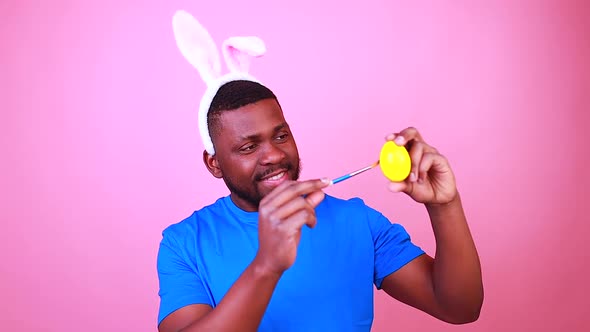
208;80;278;141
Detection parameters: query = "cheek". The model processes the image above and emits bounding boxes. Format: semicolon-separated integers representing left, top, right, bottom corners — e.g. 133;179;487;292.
287;143;299;159
224;157;257;178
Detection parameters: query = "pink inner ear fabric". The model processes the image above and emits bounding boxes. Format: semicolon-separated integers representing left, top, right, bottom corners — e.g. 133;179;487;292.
226;46;250;73
222;37;266;74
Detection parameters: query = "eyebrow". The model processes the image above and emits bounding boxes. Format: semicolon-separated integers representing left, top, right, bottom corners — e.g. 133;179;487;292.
238;123;288;141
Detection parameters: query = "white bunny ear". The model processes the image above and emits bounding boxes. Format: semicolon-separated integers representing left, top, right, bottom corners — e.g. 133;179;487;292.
172;10;221;83
222;37;266;74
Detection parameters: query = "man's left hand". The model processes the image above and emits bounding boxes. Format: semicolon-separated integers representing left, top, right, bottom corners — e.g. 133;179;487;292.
386;127;458;205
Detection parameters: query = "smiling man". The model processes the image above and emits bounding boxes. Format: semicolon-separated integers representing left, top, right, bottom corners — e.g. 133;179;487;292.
156;79;484;332
203;82;301;211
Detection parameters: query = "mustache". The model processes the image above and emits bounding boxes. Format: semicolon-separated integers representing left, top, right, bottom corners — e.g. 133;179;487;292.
255;163;293;181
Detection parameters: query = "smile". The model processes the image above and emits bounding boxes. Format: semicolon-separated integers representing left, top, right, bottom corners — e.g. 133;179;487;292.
261;171;286;182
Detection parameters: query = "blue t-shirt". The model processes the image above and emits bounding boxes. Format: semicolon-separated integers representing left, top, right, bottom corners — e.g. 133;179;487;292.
157;194;424;331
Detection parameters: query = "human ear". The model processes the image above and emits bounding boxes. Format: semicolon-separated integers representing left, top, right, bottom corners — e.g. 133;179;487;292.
203;150;223;178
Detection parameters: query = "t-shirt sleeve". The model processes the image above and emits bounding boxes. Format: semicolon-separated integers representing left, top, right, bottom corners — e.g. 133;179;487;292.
157;228;212;326
365;205;425;289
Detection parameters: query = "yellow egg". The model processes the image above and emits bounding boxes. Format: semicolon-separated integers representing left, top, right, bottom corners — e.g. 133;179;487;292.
379;141;411;182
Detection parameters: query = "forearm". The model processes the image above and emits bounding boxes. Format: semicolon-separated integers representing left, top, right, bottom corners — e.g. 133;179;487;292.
180;257;281;332
426;193;483;321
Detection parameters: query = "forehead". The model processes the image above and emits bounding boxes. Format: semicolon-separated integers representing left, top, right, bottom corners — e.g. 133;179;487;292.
216;99;287;139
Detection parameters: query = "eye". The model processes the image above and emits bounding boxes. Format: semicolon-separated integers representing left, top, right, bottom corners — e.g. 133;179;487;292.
239;144;257;153
275;133;289;142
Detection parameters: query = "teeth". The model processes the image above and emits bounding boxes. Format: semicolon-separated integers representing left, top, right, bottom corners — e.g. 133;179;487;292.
266;172;285;181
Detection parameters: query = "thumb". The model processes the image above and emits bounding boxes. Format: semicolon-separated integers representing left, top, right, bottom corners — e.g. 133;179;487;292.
305;190;326;208
388;181;412;194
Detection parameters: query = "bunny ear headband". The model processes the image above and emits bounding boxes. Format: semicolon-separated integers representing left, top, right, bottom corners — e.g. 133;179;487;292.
172;10;266;155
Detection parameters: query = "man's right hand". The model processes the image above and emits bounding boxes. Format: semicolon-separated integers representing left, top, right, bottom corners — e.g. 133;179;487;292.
254;178;331;276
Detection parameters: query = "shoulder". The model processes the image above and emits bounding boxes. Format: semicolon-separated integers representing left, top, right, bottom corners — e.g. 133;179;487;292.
161;197;227;244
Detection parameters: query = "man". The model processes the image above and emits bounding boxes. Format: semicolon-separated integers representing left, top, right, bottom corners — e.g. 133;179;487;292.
156;80;483;332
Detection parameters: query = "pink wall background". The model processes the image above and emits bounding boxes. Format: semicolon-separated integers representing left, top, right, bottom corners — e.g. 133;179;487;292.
2;0;589;331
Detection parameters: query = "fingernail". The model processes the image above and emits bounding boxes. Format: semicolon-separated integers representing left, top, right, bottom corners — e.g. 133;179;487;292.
385;133;395;141
321;177;332;185
409;172;417;182
394;136;405;145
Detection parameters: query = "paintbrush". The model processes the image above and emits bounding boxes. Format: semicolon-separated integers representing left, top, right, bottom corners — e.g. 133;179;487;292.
330;160;380;185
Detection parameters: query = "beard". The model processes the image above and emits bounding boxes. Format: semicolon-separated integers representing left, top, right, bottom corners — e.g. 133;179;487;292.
222;159;302;209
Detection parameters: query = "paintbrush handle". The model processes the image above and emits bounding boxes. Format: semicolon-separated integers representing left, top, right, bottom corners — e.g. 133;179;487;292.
330;161;379;185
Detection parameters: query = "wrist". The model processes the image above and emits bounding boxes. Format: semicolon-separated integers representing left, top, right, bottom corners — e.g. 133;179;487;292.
251;255;284;281
425;192;462;216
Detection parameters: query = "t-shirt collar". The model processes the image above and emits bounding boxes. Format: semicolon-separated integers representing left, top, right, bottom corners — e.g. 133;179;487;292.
222;195;259;224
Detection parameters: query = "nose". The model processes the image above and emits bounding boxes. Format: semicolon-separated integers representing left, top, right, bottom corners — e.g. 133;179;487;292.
259;142;286;165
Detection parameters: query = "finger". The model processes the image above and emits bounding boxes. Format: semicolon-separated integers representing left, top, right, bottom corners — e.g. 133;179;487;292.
386;127;424;146
281;206;318;230
407;141;425;182
405;141;438;182
388;181;408;193
267;189;325;225
262;178;330;210
417;152;445;183
259;180;296;207
385;132;399;141
304;190;326;209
